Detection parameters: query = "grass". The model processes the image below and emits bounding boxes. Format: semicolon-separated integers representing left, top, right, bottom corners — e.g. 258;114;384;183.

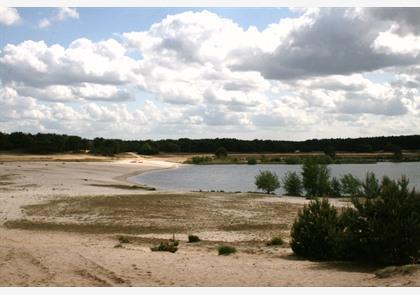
218;245;237;256
89;183;156;191
375;265;420;278
188;235;201;243
266;237;284;246
5;192;301;236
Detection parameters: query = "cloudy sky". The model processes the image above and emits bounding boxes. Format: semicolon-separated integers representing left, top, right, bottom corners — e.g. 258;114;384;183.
1;7;420;140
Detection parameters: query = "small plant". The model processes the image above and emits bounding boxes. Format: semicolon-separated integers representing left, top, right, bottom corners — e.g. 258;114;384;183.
151;240;179;253
255;170;280;194
218;245;237;256
118;236;130;243
188;235;201;243
340;173;361;197
215;147;228;159
362;172;380;198
247;157;257;165
266;237;284;246
329;177;341;197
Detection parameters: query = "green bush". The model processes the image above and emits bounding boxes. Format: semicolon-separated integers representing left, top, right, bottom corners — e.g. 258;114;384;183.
266;237;284;246
362;172;380;198
329;177;341;198
282;172;303;196
255;170;280;194
218;245;237;255
151;240;179;253
290;198;341;260
340;174;361;197
301;158;331;197
247;157;257;165
188;235;201;243
341;176;420;265
138;142;159;155
215;147;228;159
191;156;213;164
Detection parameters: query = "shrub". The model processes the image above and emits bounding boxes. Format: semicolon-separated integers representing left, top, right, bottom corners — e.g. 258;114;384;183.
362;172;380;198
255;170;280;194
215;147;228;159
151;240;179;253
218;245;237;255
191;156;212;164
266;237;284;246
188;235;201;243
341;176;420;265
301;158;331;197
340;174;361;197
290;198;341;260
329;177;341;198
138;142;159;155
282;172;303;196
324;146;336;159
247;157;257;165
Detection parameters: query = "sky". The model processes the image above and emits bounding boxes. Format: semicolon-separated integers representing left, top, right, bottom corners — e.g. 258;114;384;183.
1;7;420;140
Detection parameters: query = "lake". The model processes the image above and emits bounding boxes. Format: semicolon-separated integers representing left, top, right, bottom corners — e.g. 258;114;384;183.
129;162;420;194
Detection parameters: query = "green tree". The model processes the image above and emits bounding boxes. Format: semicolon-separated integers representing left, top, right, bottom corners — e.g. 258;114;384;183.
138;142;158;155
282;172;303;196
324;146;336;159
301;158;331;197
255;170;280;194
362;172;380;198
340;174;361;197
329;177;341;198
215;147;228;159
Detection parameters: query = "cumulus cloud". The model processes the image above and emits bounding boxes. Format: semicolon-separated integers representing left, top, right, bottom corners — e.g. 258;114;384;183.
0;7;21;26
37;7;79;28
2;8;420;139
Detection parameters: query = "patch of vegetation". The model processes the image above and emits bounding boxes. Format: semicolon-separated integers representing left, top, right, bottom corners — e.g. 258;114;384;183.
255;170;280;194
89;183;156;191
291;176;420;265
151;239;179;253
301;158;330;197
282;172;303;196
375;264;420;278
247;157;257;165
218;245;237;256
215;147;228;159
266;237;284;246
189;156;213;164
188;235;201;243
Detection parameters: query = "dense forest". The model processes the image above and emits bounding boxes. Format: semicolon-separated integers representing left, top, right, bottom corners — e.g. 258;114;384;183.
0;131;419;156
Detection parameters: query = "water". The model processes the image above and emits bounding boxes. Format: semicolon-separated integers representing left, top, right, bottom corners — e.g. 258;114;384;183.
129;162;420;194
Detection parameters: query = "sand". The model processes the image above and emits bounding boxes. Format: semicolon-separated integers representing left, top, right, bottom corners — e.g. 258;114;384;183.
0;153;418;287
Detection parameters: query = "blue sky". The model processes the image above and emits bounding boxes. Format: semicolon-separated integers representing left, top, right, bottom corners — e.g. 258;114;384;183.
1;8;294;47
1;7;420;140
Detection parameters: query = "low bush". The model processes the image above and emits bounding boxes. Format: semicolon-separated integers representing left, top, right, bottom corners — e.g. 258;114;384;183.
290;198;341;260
118;236;130;243
282;172;303;196
191;156;213;164
218;245;237;256
247;157;257;165
151;239;179;253
188;235;201;243
266;237;284;246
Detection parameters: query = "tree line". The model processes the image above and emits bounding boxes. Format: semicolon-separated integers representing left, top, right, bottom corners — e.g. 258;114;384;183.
0;131;419;155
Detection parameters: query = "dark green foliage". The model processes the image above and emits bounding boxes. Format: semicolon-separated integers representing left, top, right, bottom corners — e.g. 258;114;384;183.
362;172;380;198
329;177;341;198
247;157;257;165
255;170;280;194
138;142;159;155
151;239;179;253
340;174;362;197
266;237;284;246
301;158;331;197
188;235;201;243
215;147;228;159
284;157;302;164
282;172;303;196
191;156;213;164
218;245;237;255
291;199;341;260
324;146;336;159
341;176;420;265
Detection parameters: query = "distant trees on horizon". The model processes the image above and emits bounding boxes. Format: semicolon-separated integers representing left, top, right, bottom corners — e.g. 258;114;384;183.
0;131;419;156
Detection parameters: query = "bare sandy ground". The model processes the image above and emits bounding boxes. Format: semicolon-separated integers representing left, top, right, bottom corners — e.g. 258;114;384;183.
0;153;419;287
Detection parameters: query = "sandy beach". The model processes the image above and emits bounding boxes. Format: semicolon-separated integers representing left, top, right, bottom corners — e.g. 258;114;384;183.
0;153;419;287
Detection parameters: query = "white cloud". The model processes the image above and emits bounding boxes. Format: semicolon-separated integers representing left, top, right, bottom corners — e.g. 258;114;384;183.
37;7;79;28
0;7;21;26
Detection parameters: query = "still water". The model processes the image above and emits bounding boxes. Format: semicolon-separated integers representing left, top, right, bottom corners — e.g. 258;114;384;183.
129;162;420;194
